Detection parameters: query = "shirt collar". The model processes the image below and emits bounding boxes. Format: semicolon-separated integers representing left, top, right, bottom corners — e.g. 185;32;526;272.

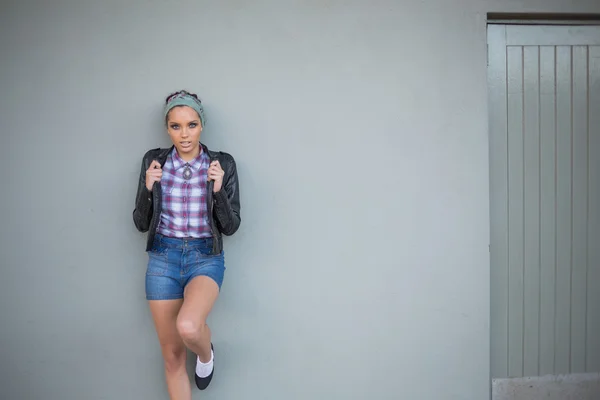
171;146;205;171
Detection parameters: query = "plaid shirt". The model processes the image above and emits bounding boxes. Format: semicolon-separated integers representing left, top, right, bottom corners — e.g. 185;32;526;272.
157;148;212;238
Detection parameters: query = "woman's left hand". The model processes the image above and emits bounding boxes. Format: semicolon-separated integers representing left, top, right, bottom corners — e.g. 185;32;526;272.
208;160;225;192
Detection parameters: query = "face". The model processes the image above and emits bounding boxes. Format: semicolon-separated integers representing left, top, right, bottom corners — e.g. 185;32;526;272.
166;106;202;159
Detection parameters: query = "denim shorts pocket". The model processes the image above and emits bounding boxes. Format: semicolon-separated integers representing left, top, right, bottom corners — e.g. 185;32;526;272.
146;248;169;276
195;248;225;268
194;245;218;259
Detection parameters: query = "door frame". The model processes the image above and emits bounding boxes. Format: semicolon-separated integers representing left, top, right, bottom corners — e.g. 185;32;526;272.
487;13;600;26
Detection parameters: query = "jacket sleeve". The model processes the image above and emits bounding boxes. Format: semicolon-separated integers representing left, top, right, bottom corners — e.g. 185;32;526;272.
132;155;153;232
213;154;241;236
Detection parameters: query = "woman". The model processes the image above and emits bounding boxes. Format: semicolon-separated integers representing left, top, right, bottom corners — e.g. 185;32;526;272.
132;90;240;398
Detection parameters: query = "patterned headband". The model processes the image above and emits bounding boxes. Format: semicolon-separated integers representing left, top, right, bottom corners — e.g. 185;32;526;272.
164;91;206;128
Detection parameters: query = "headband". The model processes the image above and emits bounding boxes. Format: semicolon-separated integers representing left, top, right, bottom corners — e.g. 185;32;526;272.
164;92;206;128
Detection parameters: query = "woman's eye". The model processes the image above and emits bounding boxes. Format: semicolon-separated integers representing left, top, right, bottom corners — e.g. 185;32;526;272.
170;125;179;130
189;123;197;128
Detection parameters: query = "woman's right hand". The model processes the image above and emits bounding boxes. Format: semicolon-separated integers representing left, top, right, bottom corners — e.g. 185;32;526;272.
145;160;162;191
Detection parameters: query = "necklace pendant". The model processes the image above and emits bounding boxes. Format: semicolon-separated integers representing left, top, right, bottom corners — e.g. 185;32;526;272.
183;165;192;180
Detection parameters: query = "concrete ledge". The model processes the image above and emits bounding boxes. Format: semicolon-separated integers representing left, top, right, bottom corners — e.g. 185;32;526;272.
492;373;600;400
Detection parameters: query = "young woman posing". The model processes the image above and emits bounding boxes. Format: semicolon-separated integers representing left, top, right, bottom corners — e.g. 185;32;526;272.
133;90;241;399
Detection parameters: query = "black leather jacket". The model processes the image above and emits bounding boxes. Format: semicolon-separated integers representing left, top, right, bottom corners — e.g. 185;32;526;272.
132;143;241;254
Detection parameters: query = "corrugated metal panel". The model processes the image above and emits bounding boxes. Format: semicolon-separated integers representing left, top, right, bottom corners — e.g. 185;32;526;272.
488;24;600;379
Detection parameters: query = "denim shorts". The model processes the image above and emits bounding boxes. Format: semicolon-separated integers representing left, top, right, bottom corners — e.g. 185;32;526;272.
145;234;225;301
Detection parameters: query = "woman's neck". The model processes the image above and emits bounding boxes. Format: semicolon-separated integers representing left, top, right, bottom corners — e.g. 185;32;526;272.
177;145;201;162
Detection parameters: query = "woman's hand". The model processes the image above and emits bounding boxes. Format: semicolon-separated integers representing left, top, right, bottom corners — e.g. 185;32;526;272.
145;160;162;191
208;161;225;192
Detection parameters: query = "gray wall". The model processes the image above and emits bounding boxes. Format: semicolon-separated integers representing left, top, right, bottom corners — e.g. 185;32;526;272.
0;1;598;399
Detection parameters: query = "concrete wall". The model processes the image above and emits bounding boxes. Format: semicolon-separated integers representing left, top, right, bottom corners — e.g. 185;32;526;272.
493;373;600;400
0;1;598;399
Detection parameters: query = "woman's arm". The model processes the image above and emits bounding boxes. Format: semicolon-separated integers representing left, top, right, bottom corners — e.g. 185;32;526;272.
213;154;241;236
132;156;154;232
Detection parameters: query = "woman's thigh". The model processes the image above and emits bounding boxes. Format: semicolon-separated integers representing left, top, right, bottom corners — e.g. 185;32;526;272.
178;276;220;326
178;250;225;323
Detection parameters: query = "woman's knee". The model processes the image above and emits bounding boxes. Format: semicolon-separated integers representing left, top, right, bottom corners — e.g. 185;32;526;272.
161;344;186;374
176;316;207;342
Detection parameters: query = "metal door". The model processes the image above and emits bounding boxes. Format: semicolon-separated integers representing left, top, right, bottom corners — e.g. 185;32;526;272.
488;24;600;379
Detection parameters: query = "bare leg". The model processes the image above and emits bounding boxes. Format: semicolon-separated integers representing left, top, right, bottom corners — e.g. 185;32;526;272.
176;276;220;362
148;299;191;400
